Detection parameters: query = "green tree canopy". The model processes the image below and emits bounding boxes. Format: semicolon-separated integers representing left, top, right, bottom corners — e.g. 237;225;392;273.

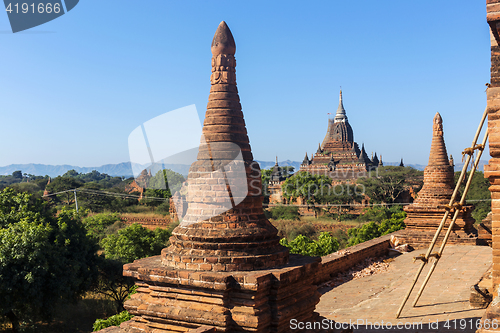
100;223;171;263
148;169;185;194
279;232;339;257
0;188;98;331
357;166;423;204
455;171;491;222
348;208;406;246
45;176;84;204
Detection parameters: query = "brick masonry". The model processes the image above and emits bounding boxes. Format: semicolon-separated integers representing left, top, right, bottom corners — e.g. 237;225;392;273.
398;113;477;248
475;2;500;331
99;21;333;333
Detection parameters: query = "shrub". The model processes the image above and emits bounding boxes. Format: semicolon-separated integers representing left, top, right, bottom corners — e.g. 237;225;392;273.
93;310;133;331
273;221;317;241
268;205;300;220
348;210;406;246
100;223;171;263
280;232;339;257
357;205;403;222
83;213;122;242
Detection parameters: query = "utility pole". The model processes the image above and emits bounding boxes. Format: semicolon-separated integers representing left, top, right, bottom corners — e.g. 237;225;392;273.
74;189;79;212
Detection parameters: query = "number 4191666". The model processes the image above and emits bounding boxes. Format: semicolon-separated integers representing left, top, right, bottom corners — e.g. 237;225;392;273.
6;2;61;14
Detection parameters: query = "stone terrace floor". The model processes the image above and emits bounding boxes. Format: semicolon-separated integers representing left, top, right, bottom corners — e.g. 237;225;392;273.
317;245;492;333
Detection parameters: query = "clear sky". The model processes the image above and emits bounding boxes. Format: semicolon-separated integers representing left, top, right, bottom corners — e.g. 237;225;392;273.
0;1;490;167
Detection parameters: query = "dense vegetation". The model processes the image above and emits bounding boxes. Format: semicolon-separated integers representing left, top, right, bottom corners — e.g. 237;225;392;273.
0;188;98;332
0;168;185;215
357;166;423;204
0;164;491;331
0;174;176;331
454;171;491;223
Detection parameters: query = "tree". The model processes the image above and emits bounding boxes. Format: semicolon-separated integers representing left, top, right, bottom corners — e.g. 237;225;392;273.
142;188;170;207
83;212;122;242
281;171;363;219
281;166;295;178
148;169;185;194
101;223;171;263
93;257;135;312
267;205;300;220
357;166;423;204
77;182;114;212
281;171;334;204
11;171;22;179
455;171;491;223
0;188;98;332
260;168;273;198
63;169;80;178
45;176;84;204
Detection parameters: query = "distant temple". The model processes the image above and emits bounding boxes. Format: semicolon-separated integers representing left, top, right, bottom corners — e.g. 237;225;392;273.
299;90;381;179
268;157;289;204
124;168;152;200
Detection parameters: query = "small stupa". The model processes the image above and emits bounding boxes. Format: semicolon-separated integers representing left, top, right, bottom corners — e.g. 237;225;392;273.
398;113;477;247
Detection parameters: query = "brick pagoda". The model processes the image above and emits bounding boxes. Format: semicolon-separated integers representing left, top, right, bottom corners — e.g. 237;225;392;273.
477;2;500;330
398;112;476;248
106;22;329;333
299;90;381;179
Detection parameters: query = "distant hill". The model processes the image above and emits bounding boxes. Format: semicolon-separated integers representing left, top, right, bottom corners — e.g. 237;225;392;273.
0;160;488;178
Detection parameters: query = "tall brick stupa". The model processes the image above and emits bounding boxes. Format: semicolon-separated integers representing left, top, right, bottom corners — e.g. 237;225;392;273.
162;20;289;272
398;112;477;248
110;22;327;333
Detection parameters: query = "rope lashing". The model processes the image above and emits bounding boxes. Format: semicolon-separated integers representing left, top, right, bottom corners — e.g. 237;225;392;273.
437;202;463;212
462;144;485;162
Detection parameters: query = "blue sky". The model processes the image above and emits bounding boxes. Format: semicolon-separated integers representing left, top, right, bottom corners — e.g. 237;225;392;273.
0;1;490;167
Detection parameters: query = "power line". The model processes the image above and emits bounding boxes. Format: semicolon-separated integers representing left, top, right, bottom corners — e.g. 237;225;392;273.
43;187;169;202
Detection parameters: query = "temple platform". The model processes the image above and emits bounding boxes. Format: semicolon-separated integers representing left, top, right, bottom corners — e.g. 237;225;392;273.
317;245;492;332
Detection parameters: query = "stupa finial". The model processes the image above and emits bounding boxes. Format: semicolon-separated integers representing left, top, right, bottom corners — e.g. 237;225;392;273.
211;21;236;56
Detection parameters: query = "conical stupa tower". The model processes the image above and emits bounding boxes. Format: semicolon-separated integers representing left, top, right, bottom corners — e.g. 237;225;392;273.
399;113;476;247
117;22;331;333
162;21;288;271
408;112;454;207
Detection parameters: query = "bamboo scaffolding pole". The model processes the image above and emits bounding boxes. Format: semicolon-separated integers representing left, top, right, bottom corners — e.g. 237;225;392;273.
395;107;488;318
412;129;488;307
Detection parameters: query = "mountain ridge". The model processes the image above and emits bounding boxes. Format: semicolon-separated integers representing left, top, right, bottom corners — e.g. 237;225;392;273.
0;160;486;178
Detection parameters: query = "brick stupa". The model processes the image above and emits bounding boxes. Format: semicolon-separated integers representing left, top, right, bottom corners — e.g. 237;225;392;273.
398;112;477;248
162;20;288;271
110;22;328;333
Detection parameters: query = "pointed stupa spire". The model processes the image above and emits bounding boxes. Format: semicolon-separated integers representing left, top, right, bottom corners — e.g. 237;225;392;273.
379;154;383;166
450;154;454;167
163;21;288;272
428;112;450;166
302;152;310;165
399;158;404;167
211;21;236;56
317;143;323;154
334;89;347;123
275;156;278;166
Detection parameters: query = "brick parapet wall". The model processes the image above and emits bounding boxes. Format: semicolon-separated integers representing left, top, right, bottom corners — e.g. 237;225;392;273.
120;216;172;230
313;232;394;285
